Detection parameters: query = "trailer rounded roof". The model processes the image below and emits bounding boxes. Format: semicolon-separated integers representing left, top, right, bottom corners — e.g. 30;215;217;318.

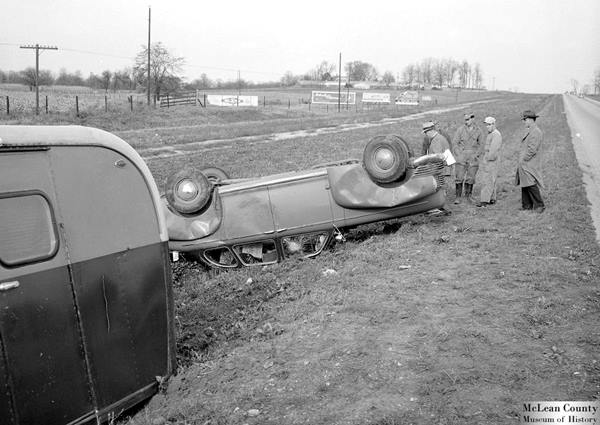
0;125;168;242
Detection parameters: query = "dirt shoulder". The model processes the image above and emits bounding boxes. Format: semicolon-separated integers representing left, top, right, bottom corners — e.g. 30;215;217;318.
128;94;600;425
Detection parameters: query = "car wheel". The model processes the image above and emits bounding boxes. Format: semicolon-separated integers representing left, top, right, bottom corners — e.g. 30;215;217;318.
201;166;230;184
363;135;410;183
165;168;213;214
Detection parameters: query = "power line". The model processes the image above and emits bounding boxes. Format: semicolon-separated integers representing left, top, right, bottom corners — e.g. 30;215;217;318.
59;47;133;61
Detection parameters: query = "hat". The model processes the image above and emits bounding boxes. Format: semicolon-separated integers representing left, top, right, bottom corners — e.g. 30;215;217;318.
483;116;496;124
522;110;539;119
422;121;435;132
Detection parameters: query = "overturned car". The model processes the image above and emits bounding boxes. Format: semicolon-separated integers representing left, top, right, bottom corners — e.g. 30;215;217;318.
162;135;448;269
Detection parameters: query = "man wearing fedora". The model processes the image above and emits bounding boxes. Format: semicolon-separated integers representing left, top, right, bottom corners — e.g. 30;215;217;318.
515;110;545;212
423;121;453;215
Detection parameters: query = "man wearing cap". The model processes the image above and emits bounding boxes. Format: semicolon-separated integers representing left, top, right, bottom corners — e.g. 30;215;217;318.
476;117;503;207
515;110;545;212
452;113;483;203
423;121;452;214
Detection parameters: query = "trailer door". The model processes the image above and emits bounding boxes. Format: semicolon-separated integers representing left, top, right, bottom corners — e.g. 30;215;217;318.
0;149;93;425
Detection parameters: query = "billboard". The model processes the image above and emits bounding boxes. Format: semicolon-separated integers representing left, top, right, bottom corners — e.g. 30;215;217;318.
362;93;391;104
311;91;356;105
394;91;419;105
207;95;259;107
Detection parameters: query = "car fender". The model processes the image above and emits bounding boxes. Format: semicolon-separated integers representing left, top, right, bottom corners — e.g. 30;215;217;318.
162;191;223;241
327;164;438;208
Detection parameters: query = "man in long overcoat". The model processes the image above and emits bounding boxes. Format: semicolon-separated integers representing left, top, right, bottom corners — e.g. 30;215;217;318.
515;110;545;212
476;116;502;207
452;113;483;203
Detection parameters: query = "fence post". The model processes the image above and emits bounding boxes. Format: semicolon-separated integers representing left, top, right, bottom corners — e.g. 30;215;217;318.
105;96;108;112
264;96;266;107
308;101;311;112
166;94;170;108
288;99;290;109
45;96;48;114
130;96;133;112
76;96;79;117
327;104;329;113
6;96;9;115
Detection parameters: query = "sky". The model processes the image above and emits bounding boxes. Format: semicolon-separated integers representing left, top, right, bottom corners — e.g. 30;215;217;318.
1;0;599;94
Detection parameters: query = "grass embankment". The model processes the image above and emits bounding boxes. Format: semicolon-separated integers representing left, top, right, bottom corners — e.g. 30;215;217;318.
119;92;600;425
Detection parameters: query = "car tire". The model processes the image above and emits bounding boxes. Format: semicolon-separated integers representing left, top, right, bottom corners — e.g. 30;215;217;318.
363;135;411;183
201;166;230;184
165;168;213;214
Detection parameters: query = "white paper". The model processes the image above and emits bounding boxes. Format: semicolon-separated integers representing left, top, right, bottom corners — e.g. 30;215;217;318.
443;149;456;166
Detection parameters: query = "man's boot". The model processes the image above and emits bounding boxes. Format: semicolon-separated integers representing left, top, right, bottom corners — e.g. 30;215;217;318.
453;183;462;204
464;183;473;202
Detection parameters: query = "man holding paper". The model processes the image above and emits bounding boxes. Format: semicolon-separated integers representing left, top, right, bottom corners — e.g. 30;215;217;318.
423;121;454;213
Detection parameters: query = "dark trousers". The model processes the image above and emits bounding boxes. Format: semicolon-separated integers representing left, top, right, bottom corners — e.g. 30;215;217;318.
521;185;545;210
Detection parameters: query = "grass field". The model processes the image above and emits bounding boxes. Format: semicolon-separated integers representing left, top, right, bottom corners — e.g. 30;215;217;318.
4;88;599;424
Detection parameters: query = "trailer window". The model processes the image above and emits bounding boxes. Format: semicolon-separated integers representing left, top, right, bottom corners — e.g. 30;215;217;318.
0;193;58;267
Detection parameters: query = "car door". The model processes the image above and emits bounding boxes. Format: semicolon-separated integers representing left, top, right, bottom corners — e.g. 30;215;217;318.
268;171;334;234
0;148;93;425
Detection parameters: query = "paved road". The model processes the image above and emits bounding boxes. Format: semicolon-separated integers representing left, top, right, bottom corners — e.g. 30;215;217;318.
563;94;600;242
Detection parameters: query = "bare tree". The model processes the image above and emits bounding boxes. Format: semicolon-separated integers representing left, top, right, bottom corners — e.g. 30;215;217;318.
346;61;378;81
111;69;134;91
381;71;395;87
444;58;458;87
459;60;471;88
432;59;445;87
473;63;483;89
281;71;299;86
307;61;336;81
100;70;112;93
570;78;579;94
594;69;600;94
19;67;54;90
134;42;184;99
420;58;433;85
402;64;416;87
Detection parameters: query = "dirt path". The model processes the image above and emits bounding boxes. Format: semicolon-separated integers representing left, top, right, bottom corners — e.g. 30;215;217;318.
563;94;600;242
138;100;497;161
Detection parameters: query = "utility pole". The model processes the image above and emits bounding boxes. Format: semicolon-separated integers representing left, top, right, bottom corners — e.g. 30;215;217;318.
20;44;58;115
238;70;241;96
147;7;151;105
338;52;341;113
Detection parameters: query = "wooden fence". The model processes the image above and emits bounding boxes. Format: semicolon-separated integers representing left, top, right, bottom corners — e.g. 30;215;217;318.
159;91;205;108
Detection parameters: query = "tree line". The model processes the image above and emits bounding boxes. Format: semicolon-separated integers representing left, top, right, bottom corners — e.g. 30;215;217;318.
0;42;487;99
280;57;484;89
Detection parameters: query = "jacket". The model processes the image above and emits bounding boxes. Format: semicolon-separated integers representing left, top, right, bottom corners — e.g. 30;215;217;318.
452;124;483;164
515;124;544;188
427;132;452;176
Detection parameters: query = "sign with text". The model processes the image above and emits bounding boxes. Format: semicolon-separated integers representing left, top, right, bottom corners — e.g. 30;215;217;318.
311;91;356;105
520;401;599;424
207;95;258;107
362;93;391;104
395;91;419;105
